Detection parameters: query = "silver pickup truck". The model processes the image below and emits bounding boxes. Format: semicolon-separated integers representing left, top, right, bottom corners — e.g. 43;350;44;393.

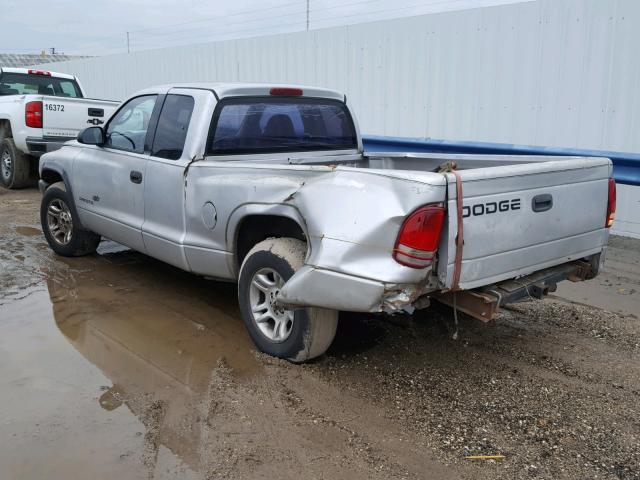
38;83;616;362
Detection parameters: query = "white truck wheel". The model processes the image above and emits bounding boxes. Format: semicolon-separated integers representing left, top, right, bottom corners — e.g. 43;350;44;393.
238;237;338;362
1;138;31;189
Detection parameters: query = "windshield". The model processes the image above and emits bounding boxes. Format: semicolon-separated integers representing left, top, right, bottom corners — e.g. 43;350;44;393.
209;97;357;155
0;72;83;98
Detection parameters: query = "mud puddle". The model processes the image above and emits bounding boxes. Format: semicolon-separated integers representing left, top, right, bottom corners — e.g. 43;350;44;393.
2;188;639;480
1;211;261;478
0;190;458;479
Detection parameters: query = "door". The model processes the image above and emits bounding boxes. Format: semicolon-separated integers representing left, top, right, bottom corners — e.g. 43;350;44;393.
142;91;199;269
72;94;159;252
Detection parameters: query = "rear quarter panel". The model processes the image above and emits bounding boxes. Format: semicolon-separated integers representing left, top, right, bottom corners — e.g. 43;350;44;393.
0;95;44;151
183;161;447;284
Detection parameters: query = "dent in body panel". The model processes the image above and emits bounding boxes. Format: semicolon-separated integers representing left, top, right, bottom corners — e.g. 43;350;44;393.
184;160;447;311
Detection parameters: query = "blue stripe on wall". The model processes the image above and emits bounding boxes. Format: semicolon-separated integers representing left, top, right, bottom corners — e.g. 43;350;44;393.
362;136;640;186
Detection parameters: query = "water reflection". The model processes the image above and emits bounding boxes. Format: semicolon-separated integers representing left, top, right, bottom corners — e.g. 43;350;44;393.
46;243;260;474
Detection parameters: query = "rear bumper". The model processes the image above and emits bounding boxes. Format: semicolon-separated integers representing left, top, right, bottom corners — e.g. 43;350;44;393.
277;253;604;315
26;136;74;156
433;253;603;321
277;265;431;313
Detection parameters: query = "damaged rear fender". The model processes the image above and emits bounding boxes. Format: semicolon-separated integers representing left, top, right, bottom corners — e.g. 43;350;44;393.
225;203;310;277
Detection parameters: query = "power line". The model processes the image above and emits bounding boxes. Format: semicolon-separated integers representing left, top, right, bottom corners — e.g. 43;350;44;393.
54;0;472;55
312;0;482;24
127;0;392;50
128;0;441;51
133;0;387;38
127;0;304;35
131;6;307;40
130;20;306;49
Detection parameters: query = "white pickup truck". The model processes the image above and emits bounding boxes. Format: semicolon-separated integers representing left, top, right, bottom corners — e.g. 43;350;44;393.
0;67;119;189
38;83;615;362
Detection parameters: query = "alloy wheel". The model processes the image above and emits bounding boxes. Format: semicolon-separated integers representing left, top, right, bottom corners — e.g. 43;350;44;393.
248;267;294;342
46;199;74;245
1;149;12;182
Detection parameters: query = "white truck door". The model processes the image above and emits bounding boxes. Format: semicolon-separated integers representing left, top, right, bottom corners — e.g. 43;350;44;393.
72;95;159;252
142;89;212;270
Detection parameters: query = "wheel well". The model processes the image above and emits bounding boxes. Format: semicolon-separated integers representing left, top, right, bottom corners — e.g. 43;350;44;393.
236;215;306;268
41;169;64;185
0;120;12;140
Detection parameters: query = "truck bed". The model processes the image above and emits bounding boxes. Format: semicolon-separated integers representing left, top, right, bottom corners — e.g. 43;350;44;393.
281;151;612;292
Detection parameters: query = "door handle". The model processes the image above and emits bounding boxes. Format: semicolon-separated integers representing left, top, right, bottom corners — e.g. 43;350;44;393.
130;170;143;184
532;194;553;212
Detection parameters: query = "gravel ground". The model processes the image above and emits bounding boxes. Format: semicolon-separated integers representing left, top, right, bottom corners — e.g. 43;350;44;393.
0;188;638;480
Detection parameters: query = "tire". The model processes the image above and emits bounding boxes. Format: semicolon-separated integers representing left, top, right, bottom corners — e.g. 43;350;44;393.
41;181;101;256
238;238;338;362
1;138;32;189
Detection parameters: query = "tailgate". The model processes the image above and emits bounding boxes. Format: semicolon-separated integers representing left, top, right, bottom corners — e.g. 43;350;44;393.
437;157;612;290
42;97;117;139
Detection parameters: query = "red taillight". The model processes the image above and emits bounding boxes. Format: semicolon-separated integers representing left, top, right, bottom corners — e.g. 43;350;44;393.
393;204;445;269
270;87;303;96
25;101;43;128
606;178;616;228
27;69;51;76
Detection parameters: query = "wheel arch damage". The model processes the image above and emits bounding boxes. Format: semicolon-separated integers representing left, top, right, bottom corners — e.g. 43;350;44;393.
189;163;448;313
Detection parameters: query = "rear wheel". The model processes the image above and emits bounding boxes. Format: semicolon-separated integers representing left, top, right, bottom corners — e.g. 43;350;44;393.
238;238;338;362
41;182;101;256
1;138;31;189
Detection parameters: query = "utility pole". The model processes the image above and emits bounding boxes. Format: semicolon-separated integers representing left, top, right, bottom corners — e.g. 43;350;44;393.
127;32;130;53
306;0;309;31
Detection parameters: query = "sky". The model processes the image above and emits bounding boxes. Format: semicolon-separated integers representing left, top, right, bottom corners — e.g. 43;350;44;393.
1;0;531;56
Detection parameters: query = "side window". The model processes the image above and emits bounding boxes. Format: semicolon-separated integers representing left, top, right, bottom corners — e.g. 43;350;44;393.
59;81;81;98
105;95;157;153
151;95;195;160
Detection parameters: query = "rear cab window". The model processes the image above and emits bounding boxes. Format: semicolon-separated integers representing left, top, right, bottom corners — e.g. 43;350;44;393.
0;72;83;98
208;97;357;155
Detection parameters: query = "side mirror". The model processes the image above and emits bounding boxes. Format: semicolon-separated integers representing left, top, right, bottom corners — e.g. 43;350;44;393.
77;126;105;146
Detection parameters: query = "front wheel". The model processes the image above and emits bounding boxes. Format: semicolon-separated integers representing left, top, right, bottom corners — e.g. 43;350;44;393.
41;182;101;257
238;238;338;362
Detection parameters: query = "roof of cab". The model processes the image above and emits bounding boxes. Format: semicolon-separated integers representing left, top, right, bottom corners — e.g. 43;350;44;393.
0;67;76;80
133;83;346;102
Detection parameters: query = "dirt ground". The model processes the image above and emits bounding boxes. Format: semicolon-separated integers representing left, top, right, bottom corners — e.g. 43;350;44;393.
0;187;639;480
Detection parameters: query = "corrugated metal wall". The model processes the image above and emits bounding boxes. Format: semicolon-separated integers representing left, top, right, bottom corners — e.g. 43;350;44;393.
36;0;640;154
